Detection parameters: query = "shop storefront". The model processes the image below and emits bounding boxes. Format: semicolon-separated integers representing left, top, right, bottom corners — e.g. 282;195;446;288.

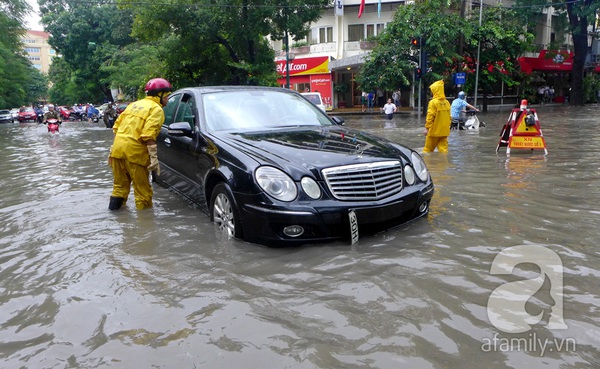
275;56;333;111
518;49;600;104
518;50;574;103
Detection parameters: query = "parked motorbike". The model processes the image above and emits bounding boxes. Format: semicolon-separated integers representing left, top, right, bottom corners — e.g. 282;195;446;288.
451;110;485;130
45;118;61;134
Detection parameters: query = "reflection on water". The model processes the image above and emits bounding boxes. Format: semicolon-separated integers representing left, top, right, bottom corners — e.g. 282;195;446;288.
0;108;599;368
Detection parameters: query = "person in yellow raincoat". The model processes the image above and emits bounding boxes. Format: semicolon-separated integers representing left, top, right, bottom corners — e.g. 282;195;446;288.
107;78;172;210
423;79;451;153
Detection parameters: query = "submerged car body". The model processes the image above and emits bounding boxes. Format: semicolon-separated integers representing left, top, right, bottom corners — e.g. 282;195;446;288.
155;86;433;247
0;109;14;123
18;107;37;122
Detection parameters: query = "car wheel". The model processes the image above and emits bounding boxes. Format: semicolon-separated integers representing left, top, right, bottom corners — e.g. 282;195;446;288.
210;183;243;240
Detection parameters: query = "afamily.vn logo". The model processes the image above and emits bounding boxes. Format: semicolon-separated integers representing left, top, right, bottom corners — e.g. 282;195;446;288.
487;245;568;333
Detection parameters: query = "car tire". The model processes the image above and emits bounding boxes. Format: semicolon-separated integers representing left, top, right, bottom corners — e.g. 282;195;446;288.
209;183;244;240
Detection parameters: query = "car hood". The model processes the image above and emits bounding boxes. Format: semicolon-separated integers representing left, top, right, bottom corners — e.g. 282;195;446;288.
220;126;411;179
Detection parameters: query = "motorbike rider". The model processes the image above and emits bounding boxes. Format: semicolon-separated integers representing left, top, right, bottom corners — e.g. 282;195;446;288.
73;104;84;120
34;105;44;123
103;102;116;128
107;77;172;210
87;104;99;121
450;91;478;130
43;104;61;123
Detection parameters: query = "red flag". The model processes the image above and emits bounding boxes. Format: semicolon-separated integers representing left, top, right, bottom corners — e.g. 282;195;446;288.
358;0;365;18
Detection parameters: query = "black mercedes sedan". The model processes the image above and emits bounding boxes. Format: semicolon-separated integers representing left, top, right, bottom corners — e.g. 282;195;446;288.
155;86;433;247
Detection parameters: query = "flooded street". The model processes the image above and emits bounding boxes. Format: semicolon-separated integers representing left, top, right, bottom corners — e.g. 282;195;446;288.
1;105;599;368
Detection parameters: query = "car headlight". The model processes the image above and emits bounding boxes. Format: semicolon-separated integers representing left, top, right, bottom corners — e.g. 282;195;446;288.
411;152;429;182
255;166;297;202
301;177;321;199
404;165;416;185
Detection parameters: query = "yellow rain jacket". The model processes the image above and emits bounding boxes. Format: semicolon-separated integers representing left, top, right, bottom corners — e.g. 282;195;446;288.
110;96;164;166
425;80;451;137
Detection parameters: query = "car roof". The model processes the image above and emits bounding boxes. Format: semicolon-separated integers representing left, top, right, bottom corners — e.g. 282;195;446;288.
175;85;298;96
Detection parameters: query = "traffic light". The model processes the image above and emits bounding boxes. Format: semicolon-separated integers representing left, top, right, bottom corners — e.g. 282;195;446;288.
420;50;428;73
414;67;422;80
411;38;420;47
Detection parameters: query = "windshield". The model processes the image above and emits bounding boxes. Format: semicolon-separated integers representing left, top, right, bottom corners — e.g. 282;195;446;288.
303;94;322;105
202;90;332;132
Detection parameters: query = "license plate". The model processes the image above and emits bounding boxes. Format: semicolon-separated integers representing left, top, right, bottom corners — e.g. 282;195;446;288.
349;209;359;245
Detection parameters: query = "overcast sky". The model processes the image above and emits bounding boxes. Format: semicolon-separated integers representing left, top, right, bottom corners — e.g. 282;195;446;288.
25;0;43;31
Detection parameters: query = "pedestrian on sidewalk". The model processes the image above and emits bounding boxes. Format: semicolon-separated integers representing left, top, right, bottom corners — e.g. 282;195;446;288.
376;88;384;107
367;91;374;112
392;90;401;107
361;92;367;112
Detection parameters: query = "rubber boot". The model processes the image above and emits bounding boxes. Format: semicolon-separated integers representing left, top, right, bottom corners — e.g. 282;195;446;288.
108;196;124;210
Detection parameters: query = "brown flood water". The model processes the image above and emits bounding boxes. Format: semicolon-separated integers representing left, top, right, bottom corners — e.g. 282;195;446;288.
0;104;598;368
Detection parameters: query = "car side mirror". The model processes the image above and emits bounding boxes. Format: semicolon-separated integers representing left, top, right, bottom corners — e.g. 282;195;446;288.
331;116;345;125
167;122;194;137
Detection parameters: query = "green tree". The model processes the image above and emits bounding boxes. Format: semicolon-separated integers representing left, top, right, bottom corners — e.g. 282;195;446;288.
24;67;49;104
355;0;466;93
123;0;327;86
0;0;48;107
356;0;533;110
457;4;534;110
39;0;135;102
99;43;167;100
47;57;78;104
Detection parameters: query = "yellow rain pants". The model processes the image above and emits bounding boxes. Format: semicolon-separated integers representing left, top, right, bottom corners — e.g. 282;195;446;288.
111;158;153;210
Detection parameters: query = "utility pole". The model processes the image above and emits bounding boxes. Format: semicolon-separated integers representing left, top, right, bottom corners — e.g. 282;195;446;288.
474;1;483;107
285;28;290;89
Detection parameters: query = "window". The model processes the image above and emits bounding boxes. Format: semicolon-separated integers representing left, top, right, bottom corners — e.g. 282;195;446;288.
296;83;310;93
163;94;181;126
175;94;196;130
49;49;56;55
349;23;385;41
319;27;333;43
310;26;333;44
348;24;364;42
25;47;41;53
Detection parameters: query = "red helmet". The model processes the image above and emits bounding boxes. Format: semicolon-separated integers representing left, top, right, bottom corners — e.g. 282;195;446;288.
145;78;172;96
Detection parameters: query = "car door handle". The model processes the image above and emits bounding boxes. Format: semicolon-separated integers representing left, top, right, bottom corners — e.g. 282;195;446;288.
164;138;171;147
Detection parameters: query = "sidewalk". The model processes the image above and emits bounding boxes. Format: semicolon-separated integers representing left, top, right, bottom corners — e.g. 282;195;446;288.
327;106;414;116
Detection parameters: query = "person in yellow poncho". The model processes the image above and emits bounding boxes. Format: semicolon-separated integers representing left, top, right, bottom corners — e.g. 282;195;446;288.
107;78;172;210
423;79;451;153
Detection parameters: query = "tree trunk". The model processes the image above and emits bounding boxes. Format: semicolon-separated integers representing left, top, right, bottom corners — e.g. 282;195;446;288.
566;0;589;106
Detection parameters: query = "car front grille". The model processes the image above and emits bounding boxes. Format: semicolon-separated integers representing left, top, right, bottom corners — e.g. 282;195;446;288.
322;161;403;201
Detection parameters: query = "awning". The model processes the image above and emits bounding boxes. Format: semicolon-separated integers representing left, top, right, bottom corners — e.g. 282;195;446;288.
328;54;367;72
518;50;573;74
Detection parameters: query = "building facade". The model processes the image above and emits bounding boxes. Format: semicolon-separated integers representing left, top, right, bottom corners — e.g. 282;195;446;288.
21;30;55;74
272;0;401;109
271;0;598;108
